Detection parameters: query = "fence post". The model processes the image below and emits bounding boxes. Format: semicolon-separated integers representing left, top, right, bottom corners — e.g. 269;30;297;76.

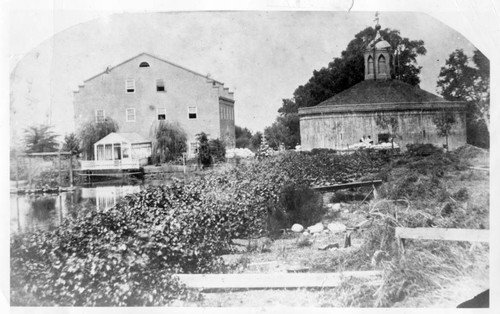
28;157;32;188
58;151;62;186
16;154;19;189
69;154;74;187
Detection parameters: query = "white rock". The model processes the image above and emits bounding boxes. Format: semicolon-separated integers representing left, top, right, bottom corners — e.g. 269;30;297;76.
327;222;347;234
291;223;304;233
328;203;341;211
307;222;324;233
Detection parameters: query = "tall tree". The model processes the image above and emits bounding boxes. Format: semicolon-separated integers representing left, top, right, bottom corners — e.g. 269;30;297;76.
62;133;81;155
78;118;119;159
292;26;426;110
235;125;253;149
437;49;489;148
23;125;59;153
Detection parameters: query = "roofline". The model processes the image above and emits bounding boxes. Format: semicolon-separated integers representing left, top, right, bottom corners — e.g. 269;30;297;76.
299;101;467;116
83;52;224;85
219;96;235;104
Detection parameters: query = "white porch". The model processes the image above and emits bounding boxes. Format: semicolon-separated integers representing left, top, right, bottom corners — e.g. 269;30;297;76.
80;132;152;171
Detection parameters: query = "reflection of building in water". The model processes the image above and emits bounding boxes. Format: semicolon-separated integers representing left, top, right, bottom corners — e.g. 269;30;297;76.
82;185;141;211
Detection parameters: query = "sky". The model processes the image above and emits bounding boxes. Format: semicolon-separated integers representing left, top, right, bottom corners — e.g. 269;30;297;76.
7;0;499;145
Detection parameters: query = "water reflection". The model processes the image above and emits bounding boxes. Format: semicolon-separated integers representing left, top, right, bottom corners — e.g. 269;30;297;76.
11;184;142;235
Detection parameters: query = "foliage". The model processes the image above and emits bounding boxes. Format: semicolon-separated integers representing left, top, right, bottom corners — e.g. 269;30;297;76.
23;125;59;153
235;125;253;149
437;49;490;148
250;131;263;151
150;121;187;164
11;150;390;305
432;110;457;151
196;132;226;167
78;118;119;160
209;138;226;164
62;133;81;155
264;104;300;149
405;143;443;157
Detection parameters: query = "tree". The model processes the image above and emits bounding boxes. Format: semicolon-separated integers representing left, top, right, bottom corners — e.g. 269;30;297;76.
235;125;253;149
62;133;81;155
23;125;59;153
436;49;489;148
78;118;118;160
292;26;426;110
250;131;263;151
195;132;226;168
432;110;457;152
150;121;187;164
266;26;426;150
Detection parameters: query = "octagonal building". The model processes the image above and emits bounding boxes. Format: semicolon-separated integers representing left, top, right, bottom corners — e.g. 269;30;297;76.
299;28;467;152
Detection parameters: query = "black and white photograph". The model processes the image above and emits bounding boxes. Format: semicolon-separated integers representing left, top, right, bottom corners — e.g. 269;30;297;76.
4;0;498;311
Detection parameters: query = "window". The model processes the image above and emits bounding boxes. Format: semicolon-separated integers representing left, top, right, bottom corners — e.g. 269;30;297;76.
96;145;104;160
104;144;113;160
378;55;386;74
367;56;374;74
126;108;136;122
139;62;150;68
190;142;199;155
378;133;390;143
156;79;165;92
95;109;105;123
126;79;135;93
114;143;122;160
157;108;166;120
188;106;197;119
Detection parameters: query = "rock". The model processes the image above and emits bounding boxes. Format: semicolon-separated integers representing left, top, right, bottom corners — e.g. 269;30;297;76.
318;243;340;250
291;223;304;233
307;222;324;233
327;203;341;211
343;209;350;214
371;250;389;266
327;222;347;234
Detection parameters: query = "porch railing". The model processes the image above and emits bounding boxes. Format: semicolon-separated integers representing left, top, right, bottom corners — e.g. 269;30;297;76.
80;159;145;170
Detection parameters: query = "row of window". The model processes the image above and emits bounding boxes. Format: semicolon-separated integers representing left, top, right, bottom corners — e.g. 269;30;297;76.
125;79;165;93
367;55;386;75
95;107;199;123
220;105;234;121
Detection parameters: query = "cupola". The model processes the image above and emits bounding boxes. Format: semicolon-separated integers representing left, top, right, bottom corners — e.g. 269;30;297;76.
364;22;392;81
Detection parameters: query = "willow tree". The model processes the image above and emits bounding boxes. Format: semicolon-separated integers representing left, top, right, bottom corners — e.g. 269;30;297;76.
78;118;118;160
150;121;187;164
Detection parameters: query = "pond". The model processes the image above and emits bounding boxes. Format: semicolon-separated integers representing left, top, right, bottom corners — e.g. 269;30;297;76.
10;182;150;235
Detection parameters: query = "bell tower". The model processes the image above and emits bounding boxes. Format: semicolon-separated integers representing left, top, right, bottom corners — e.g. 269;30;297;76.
364;14;392;81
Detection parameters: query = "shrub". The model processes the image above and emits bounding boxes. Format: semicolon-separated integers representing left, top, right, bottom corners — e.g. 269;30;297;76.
406;143;443;157
150;121;187;164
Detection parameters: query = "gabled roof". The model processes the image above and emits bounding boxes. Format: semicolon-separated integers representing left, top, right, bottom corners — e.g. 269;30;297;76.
83;52;223;85
317;79;446;107
95;132;151;145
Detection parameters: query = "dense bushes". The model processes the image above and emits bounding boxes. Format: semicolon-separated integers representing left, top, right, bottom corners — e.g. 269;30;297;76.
10;150;388;305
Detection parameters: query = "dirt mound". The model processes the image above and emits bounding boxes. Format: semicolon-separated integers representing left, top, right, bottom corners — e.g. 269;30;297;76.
455;144;489;160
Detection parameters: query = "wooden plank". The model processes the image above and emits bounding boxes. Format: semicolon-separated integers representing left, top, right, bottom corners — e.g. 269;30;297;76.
468;166;489;171
395;227;489;243
176;271;382;291
311;180;383;192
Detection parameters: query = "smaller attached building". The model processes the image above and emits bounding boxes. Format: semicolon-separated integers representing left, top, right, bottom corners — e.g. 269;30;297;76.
80;132;152;170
